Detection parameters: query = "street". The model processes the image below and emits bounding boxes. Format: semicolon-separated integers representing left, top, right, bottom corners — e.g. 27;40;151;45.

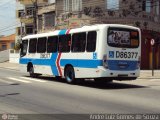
0;68;160;119
0;0;160;119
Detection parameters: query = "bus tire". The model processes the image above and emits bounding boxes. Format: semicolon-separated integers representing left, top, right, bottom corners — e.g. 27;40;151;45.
64;66;76;84
29;66;36;78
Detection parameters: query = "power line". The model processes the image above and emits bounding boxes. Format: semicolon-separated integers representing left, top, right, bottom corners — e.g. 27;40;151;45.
0;20;20;31
0;19;33;34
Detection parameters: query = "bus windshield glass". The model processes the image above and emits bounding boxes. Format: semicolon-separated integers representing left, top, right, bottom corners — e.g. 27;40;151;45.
107;27;139;48
20;40;28;57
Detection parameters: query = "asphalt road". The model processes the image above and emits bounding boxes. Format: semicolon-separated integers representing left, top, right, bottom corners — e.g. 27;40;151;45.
0;68;160;119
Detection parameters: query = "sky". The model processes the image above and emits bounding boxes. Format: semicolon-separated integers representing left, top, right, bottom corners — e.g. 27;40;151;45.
0;0;55;36
0;0;16;36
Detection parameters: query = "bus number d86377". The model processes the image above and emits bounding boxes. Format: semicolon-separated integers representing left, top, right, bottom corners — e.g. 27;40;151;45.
116;51;138;59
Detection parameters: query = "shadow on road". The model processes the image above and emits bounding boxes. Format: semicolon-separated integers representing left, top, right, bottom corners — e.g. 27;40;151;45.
0;83;20;86
74;81;146;90
0;93;20;97
25;76;147;90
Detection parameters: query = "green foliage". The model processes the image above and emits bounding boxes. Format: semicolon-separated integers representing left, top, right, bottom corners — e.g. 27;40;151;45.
14;40;21;50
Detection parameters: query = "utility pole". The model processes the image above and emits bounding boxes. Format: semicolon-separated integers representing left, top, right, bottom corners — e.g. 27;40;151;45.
20;21;23;39
151;39;155;76
20;11;25;42
33;0;38;34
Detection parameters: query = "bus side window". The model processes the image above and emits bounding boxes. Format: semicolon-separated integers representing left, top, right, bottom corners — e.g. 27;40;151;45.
29;38;37;53
59;34;71;53
86;31;97;52
20;40;28;57
47;36;58;53
71;32;86;52
37;37;47;53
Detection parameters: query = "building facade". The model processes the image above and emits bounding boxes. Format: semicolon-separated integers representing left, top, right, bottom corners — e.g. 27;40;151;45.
37;3;55;33
55;0;160;69
15;0;48;43
0;34;15;51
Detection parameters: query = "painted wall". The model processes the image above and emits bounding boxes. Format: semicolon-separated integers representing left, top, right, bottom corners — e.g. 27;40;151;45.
18;0;48;5
9;50;20;63
0;50;9;63
0;34;15;51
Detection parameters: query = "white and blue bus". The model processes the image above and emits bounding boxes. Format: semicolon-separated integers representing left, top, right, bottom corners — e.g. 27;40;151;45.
20;24;141;83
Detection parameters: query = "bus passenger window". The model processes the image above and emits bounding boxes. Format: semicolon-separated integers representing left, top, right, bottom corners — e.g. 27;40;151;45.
29;38;37;53
47;36;58;53
71;32;86;52
86;31;97;52
59;34;71;52
37;37;47;53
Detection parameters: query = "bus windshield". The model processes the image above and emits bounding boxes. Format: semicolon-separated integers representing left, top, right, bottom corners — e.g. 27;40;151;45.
107;27;139;48
20;40;28;57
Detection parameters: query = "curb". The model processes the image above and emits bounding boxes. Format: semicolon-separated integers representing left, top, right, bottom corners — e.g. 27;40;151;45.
138;77;160;79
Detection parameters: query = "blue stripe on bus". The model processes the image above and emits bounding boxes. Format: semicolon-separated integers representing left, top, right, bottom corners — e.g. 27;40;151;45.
59;29;67;35
19;58;138;71
20;58;50;65
50;53;59;76
19;58;103;68
60;59;103;68
107;60;138;71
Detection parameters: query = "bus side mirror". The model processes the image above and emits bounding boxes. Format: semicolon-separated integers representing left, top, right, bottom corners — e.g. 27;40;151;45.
20;43;23;49
20;43;23;57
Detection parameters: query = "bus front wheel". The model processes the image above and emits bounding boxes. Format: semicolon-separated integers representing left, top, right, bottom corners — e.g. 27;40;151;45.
29;66;36;78
64;66;76;84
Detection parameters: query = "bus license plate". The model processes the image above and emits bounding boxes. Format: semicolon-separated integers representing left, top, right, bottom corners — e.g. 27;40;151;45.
116;51;138;59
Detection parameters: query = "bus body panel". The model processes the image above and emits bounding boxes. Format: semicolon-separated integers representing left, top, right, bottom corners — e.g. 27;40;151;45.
19;24;141;80
96;25;141;79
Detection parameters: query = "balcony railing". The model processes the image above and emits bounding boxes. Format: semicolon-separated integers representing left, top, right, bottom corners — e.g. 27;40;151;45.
20;17;34;24
18;0;48;5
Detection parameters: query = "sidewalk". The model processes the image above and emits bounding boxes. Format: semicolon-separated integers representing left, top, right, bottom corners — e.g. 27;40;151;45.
0;61;159;79
0;61;19;71
139;70;160;79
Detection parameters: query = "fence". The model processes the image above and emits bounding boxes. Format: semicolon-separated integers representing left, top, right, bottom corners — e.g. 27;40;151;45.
0;50;9;63
9;49;20;63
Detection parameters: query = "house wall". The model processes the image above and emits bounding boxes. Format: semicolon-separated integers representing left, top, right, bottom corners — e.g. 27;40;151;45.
0;50;9;62
0;41;14;50
56;0;160;31
16;0;49;42
0;34;15;51
38;4;56;33
18;0;48;5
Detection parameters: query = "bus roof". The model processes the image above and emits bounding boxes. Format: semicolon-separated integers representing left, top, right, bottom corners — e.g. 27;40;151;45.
22;24;140;40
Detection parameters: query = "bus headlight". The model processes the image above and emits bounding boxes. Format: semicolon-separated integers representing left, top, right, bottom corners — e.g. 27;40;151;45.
103;54;108;69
